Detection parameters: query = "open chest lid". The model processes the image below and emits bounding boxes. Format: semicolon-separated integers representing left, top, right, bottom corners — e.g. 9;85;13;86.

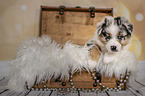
39;6;113;45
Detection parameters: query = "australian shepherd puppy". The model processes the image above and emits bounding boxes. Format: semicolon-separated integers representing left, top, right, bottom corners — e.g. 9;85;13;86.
86;16;137;80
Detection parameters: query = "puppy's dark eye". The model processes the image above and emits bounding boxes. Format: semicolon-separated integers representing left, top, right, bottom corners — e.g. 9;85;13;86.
105;36;111;41
117;36;123;40
102;32;107;37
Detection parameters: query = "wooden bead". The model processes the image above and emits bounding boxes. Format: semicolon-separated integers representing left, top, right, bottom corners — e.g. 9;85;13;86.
93;82;97;87
62;82;66;86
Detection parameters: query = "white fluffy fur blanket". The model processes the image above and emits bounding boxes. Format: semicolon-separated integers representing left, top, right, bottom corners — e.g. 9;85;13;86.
7;35;137;92
7;35;91;92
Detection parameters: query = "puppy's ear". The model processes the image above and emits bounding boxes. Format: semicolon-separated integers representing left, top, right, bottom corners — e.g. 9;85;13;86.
122;23;133;36
114;16;133;36
121;17;133;36
114;16;122;26
97;16;111;35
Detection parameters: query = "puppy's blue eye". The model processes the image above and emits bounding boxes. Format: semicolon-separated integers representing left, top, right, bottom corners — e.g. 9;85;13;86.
118;36;123;40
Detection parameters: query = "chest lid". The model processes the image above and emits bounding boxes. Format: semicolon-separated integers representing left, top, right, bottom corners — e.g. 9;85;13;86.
40;6;113;45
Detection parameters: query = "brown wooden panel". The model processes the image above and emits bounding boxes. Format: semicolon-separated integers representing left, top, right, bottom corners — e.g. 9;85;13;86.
39;6;113;45
32;71;126;90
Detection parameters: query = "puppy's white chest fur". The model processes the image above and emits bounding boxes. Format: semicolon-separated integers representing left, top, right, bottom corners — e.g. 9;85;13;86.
103;52;118;64
99;50;137;79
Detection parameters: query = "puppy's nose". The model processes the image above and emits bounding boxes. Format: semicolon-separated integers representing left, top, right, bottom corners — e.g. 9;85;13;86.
111;46;117;51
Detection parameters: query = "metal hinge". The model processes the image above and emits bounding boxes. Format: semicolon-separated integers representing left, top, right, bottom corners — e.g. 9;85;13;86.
59;5;65;15
89;6;95;18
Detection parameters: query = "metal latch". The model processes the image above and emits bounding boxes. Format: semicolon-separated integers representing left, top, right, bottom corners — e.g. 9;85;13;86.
59;5;65;15
89;7;95;18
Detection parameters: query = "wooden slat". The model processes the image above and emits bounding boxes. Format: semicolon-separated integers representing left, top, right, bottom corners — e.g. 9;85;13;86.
98;92;108;96
41;91;52;96
26;91;43;96
41;6;113;13
45;82;71;88
80;91;97;96
0;90;15;96
108;91;134;96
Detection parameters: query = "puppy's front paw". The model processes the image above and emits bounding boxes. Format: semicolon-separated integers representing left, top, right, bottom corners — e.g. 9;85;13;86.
85;40;97;50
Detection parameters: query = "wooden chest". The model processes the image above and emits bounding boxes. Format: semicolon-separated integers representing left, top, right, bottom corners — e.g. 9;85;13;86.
30;6;129;92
